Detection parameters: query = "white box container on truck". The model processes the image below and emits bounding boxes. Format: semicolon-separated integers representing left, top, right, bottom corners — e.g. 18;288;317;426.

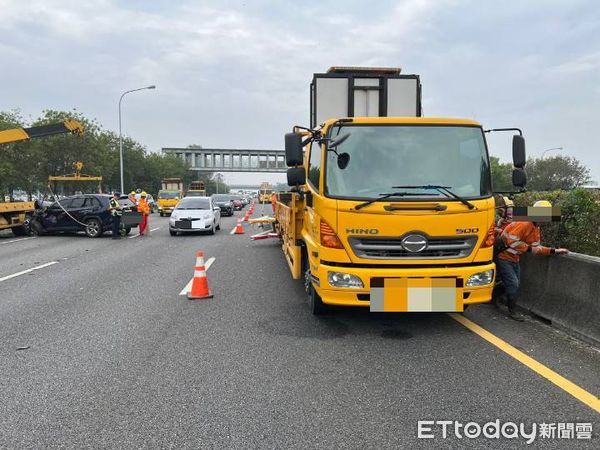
310;66;422;127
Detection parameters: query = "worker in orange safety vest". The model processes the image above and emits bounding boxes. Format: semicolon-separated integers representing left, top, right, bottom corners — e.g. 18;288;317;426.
495;200;568;321
138;191;151;235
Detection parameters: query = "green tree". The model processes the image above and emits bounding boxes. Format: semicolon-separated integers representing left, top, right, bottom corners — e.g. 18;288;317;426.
0;109;194;199
526;155;592;191
489;156;513;192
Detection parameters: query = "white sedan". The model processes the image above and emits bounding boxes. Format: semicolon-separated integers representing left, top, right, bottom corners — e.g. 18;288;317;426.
169;197;221;236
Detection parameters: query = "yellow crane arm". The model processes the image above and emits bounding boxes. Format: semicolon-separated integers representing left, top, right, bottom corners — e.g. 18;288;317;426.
0;119;84;145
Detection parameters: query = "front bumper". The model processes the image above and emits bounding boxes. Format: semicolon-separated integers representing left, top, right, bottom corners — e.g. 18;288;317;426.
313;261;495;311
169;219;213;232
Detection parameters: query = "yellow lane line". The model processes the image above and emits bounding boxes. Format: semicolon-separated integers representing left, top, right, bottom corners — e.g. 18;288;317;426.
449;313;600;415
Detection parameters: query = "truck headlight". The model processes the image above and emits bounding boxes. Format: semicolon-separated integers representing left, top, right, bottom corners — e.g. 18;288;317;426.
466;270;494;287
327;271;363;288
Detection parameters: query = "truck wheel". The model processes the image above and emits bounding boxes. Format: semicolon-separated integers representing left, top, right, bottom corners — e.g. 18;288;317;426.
11;226;27;237
124;227;132;235
304;260;327;315
85;218;102;238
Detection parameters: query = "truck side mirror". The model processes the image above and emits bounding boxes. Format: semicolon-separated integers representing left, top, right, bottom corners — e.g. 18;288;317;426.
512;168;527;188
287;167;306;186
285;133;303;166
512;135;526;168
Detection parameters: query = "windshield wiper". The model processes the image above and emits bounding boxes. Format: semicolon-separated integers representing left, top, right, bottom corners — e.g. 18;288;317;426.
354;192;437;210
392;185;476;210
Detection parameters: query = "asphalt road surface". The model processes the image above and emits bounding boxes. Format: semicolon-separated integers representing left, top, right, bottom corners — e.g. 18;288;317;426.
1;206;598;449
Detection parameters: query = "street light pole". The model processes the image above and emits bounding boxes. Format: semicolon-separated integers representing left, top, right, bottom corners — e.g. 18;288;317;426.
118;85;156;193
541;146;563;159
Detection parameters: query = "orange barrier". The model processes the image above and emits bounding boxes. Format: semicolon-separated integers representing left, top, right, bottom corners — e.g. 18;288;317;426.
187;251;213;299
251;232;279;241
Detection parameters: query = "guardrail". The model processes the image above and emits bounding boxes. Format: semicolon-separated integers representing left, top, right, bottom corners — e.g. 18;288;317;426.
518;252;600;346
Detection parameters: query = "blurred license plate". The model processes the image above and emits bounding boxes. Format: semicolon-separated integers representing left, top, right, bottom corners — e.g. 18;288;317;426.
191;220;204;229
369;278;462;312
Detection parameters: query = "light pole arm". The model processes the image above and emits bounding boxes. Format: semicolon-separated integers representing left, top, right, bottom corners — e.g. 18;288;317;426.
541;147;563;158
118;85;155;193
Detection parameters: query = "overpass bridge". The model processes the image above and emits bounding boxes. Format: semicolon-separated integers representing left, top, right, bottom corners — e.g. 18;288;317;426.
162;147;286;173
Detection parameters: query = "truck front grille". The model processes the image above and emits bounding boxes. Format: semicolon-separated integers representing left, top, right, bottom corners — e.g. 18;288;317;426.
348;235;478;260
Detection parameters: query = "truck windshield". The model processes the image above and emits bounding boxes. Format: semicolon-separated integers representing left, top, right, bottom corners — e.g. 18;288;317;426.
325;125;491;200
158;191;179;199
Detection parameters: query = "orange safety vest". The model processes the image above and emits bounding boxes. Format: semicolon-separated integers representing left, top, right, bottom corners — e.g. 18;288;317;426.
498;221;552;263
138;198;150;215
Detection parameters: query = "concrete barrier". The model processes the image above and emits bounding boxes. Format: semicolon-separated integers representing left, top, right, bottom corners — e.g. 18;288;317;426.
518;252;600;345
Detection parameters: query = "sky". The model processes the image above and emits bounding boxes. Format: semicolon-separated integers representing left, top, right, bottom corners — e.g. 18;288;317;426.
1;0;599;186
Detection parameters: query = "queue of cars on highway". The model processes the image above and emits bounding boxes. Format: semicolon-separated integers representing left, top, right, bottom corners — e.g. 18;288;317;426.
19;192;253;238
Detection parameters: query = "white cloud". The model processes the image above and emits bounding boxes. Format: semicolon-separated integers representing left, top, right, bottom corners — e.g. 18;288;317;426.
0;0;598;184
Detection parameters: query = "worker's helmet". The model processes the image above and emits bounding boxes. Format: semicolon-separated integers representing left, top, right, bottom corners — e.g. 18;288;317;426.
533;200;552;208
502;196;514;208
141;191;147;197
130;191;135;196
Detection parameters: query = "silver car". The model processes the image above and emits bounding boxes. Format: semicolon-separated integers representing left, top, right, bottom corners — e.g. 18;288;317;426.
169;197;221;236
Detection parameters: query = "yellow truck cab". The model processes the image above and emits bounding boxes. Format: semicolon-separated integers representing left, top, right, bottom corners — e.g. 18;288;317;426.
259;182;273;203
157;177;184;216
276;67;527;314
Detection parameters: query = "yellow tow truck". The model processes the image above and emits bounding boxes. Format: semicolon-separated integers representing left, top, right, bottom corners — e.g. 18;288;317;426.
157;177;184;216
0;120;84;236
276;67;527;314
259;182;273;203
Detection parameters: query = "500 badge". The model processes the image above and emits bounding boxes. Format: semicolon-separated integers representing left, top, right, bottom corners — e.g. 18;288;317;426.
456;228;479;234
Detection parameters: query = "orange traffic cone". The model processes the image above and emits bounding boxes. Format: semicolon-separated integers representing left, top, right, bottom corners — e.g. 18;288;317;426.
188;251;213;299
234;219;245;234
244;211;250;221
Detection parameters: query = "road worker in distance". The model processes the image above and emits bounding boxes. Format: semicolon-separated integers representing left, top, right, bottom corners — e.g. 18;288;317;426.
495;200;568;321
138;191;151;236
109;192;123;240
128;191;137;206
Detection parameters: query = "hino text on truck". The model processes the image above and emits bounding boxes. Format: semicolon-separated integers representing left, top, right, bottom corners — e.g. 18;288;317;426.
275;67;527;314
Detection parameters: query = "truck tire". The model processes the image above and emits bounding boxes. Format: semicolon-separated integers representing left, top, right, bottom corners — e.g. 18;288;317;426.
124;227;132;235
304;257;327;315
11;226;27;237
85;218;102;238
